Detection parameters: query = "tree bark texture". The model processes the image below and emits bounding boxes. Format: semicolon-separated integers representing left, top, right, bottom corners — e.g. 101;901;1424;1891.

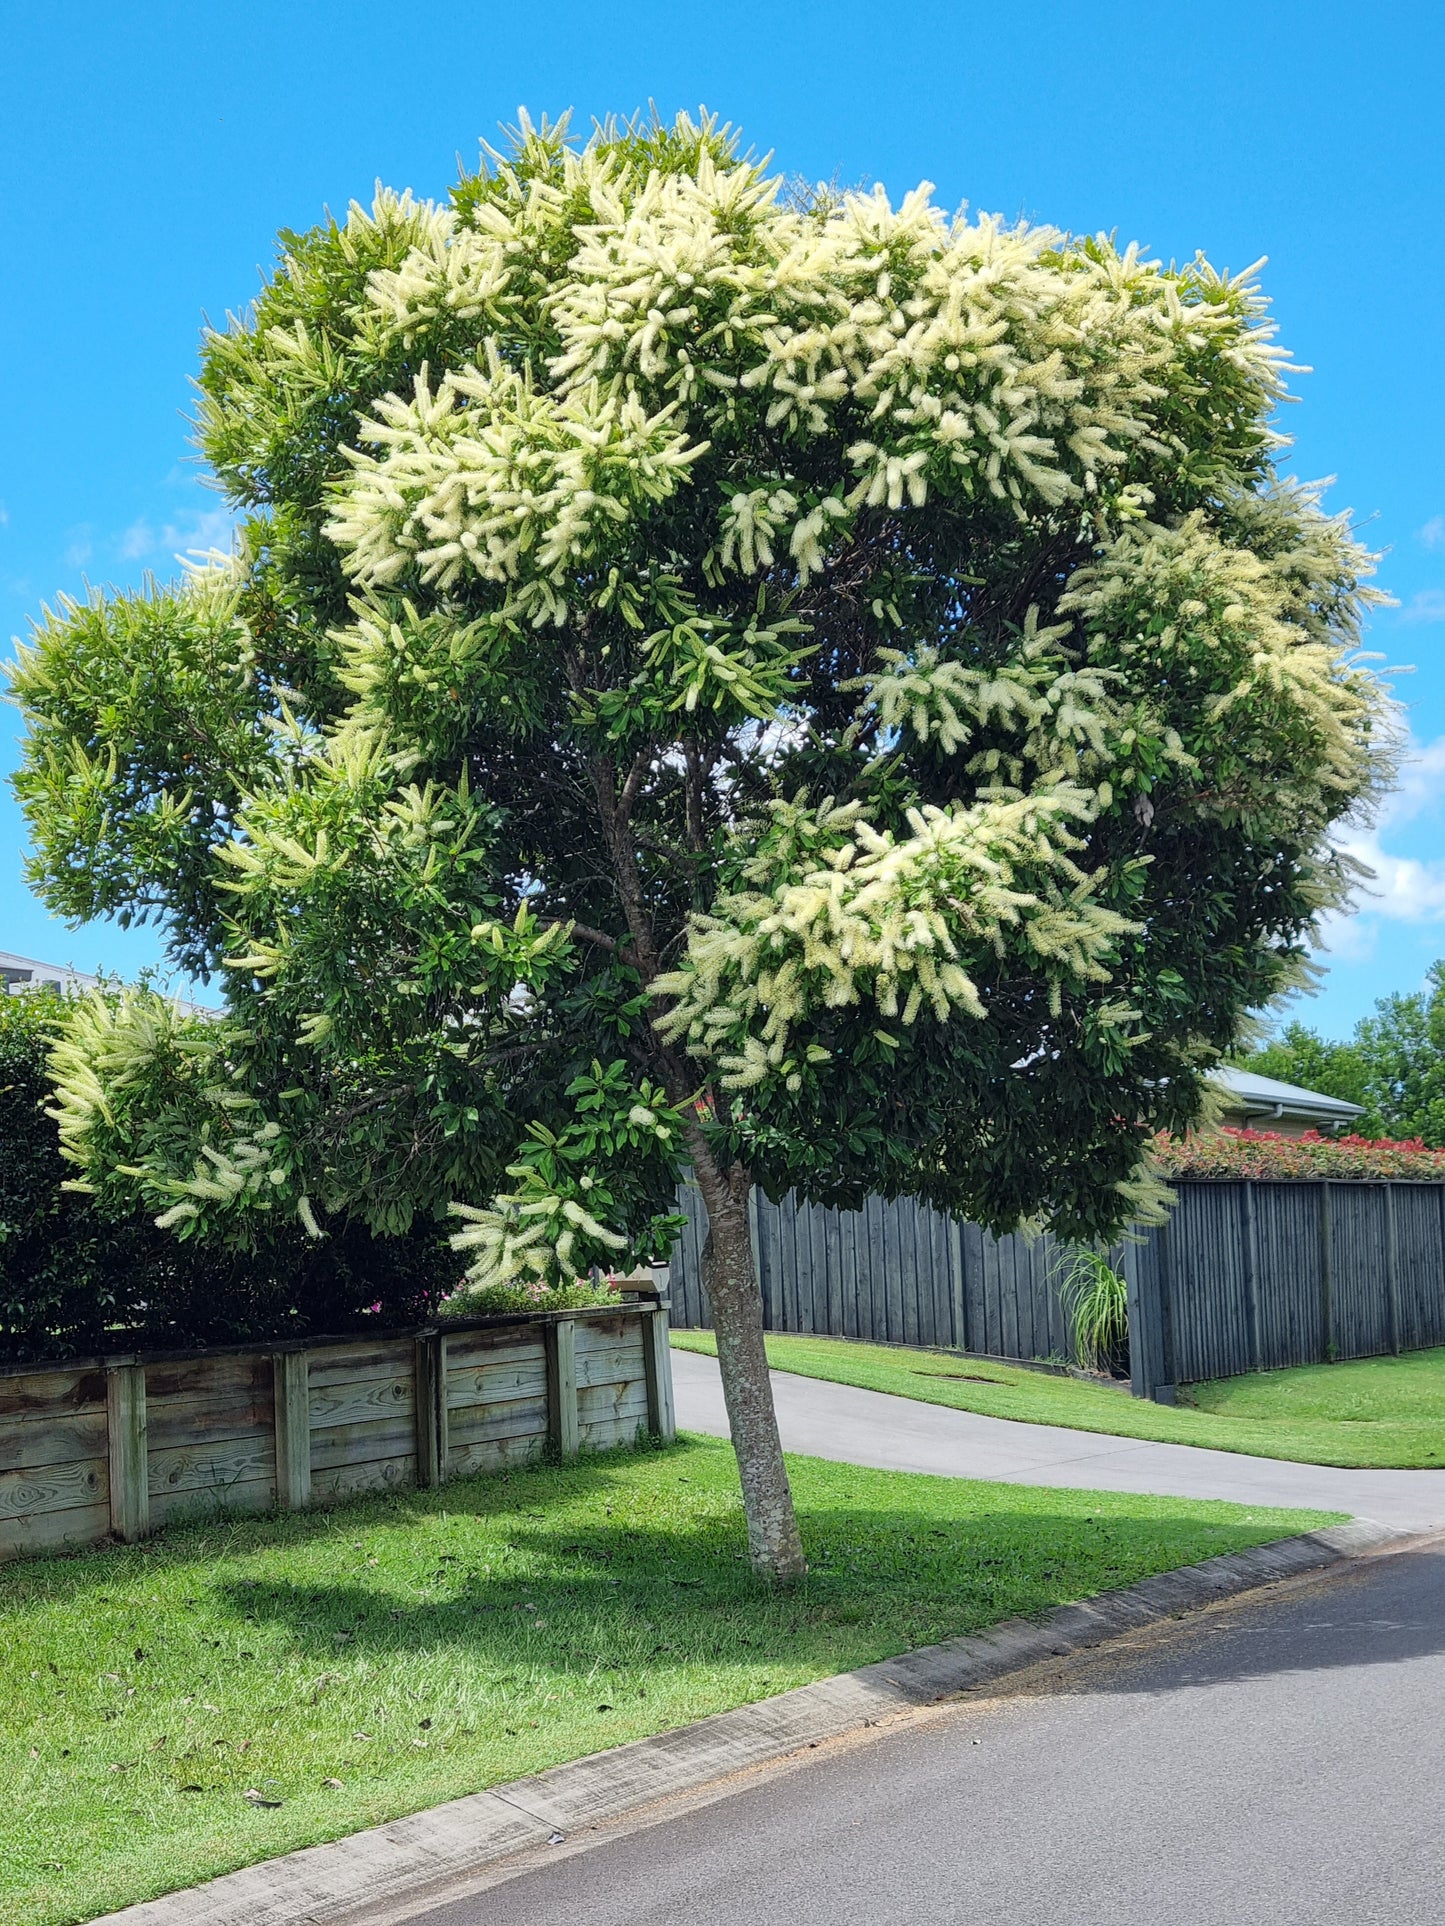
690;1144;807;1583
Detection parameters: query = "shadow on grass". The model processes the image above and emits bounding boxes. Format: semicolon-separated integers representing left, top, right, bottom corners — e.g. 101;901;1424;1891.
203;1517;1445;1699
194;1497;1346;1683
0;1441;675;1597
0;1434;1380;1699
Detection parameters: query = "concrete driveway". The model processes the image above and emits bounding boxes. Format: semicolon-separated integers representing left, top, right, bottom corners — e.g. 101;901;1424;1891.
672;1349;1445;1531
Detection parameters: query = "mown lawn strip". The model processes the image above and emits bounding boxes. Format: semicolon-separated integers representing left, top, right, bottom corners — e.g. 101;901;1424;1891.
0;1435;1334;1925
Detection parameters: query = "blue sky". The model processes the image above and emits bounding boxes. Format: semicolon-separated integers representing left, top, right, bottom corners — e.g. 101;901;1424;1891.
2;0;1442;1033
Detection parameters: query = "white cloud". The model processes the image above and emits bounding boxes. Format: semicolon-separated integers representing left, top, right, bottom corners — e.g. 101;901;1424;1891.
1420;515;1445;551
0;500;9;527
1326;731;1445;934
1335;833;1445;923
115;506;234;565
1375;733;1445;831
1399;588;1445;624
63;526;93;569
1311;905;1379;963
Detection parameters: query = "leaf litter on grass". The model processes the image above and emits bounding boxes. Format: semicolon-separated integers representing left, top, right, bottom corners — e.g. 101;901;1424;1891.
0;1435;1335;1926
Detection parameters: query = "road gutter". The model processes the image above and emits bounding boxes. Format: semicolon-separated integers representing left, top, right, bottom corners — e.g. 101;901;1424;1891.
96;1517;1410;1926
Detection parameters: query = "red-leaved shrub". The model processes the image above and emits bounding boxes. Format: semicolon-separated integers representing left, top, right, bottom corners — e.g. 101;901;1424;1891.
1153;1127;1445;1181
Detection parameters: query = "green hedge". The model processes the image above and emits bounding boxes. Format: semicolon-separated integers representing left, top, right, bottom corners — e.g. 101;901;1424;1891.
0;990;457;1362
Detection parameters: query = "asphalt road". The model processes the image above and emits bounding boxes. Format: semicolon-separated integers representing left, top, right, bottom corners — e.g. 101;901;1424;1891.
672;1349;1445;1531
403;1540;1445;1926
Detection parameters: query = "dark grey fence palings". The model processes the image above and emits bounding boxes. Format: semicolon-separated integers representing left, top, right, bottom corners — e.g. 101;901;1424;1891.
670;1179;1445;1399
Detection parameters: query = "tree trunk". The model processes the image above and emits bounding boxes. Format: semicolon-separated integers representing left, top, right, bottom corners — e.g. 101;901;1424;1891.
690;1147;806;1583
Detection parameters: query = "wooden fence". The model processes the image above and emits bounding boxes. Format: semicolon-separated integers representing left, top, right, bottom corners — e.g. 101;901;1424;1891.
0;1298;675;1564
669;1179;1445;1399
669;1183;1071;1361
1126;1180;1445;1400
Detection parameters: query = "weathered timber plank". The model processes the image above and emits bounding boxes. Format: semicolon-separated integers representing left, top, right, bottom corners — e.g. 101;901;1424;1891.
414;1333;445;1489
0;1368;106;1422
305;1340;417;1389
306;1374;415;1429
445;1396;549;1451
545;1318;579;1459
579;1414;648;1450
309;1415;418;1472
0;1456;107;1522
577;1382;648;1429
641;1306;676;1441
273;1351;311;1510
0;1411;109;1472
147;1437;276;1501
449;1431;547;1477
142;1355;271;1403
0;1499;112;1560
445;1352;547;1408
443;1329;548;1370
311;1454;417;1501
144;1393;275;1447
571;1313;632;1349
573;1341;645;1389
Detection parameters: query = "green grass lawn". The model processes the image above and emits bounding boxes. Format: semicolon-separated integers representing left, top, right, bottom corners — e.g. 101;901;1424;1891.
1;1437;1333;1926
671;1330;1445;1468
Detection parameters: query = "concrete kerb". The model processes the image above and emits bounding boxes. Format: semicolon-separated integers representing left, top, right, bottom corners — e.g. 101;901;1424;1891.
95;1517;1411;1926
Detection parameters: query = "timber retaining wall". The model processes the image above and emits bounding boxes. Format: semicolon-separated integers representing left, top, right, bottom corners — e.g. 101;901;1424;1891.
0;1298;675;1563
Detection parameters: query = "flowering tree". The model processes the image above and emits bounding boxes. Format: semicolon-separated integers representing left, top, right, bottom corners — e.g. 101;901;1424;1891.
11;113;1391;1578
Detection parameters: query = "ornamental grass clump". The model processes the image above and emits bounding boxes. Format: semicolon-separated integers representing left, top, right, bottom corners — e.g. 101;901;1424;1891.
9;111;1394;1576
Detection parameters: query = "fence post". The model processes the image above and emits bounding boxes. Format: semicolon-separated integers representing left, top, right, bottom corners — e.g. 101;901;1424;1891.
1126;1244;1153;1401
1319;1182;1335;1362
641;1301;677;1443
949;1214;968;1352
1127;1226;1176;1403
272;1350;311;1510
1384;1184;1402;1356
413;1331;448;1488
1157;1212;1179;1399
1241;1181;1263;1373
545;1317;579;1458
106;1362;149;1543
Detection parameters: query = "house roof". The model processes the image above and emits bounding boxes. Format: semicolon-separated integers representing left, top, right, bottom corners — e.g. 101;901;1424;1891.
0;950;100;994
1;951;214;1017
1210;1064;1364;1127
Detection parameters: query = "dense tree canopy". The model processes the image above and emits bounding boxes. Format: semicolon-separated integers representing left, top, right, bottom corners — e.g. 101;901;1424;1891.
0;989;448;1361
10;112;1393;1572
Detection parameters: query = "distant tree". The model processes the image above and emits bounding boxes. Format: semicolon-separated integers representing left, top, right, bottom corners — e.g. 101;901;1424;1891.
10;113;1390;1578
1353;963;1445;1143
1244;964;1445;1146
1247;1021;1374;1118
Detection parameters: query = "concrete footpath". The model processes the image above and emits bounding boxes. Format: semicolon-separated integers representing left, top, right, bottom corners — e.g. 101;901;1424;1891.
672;1348;1445;1531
